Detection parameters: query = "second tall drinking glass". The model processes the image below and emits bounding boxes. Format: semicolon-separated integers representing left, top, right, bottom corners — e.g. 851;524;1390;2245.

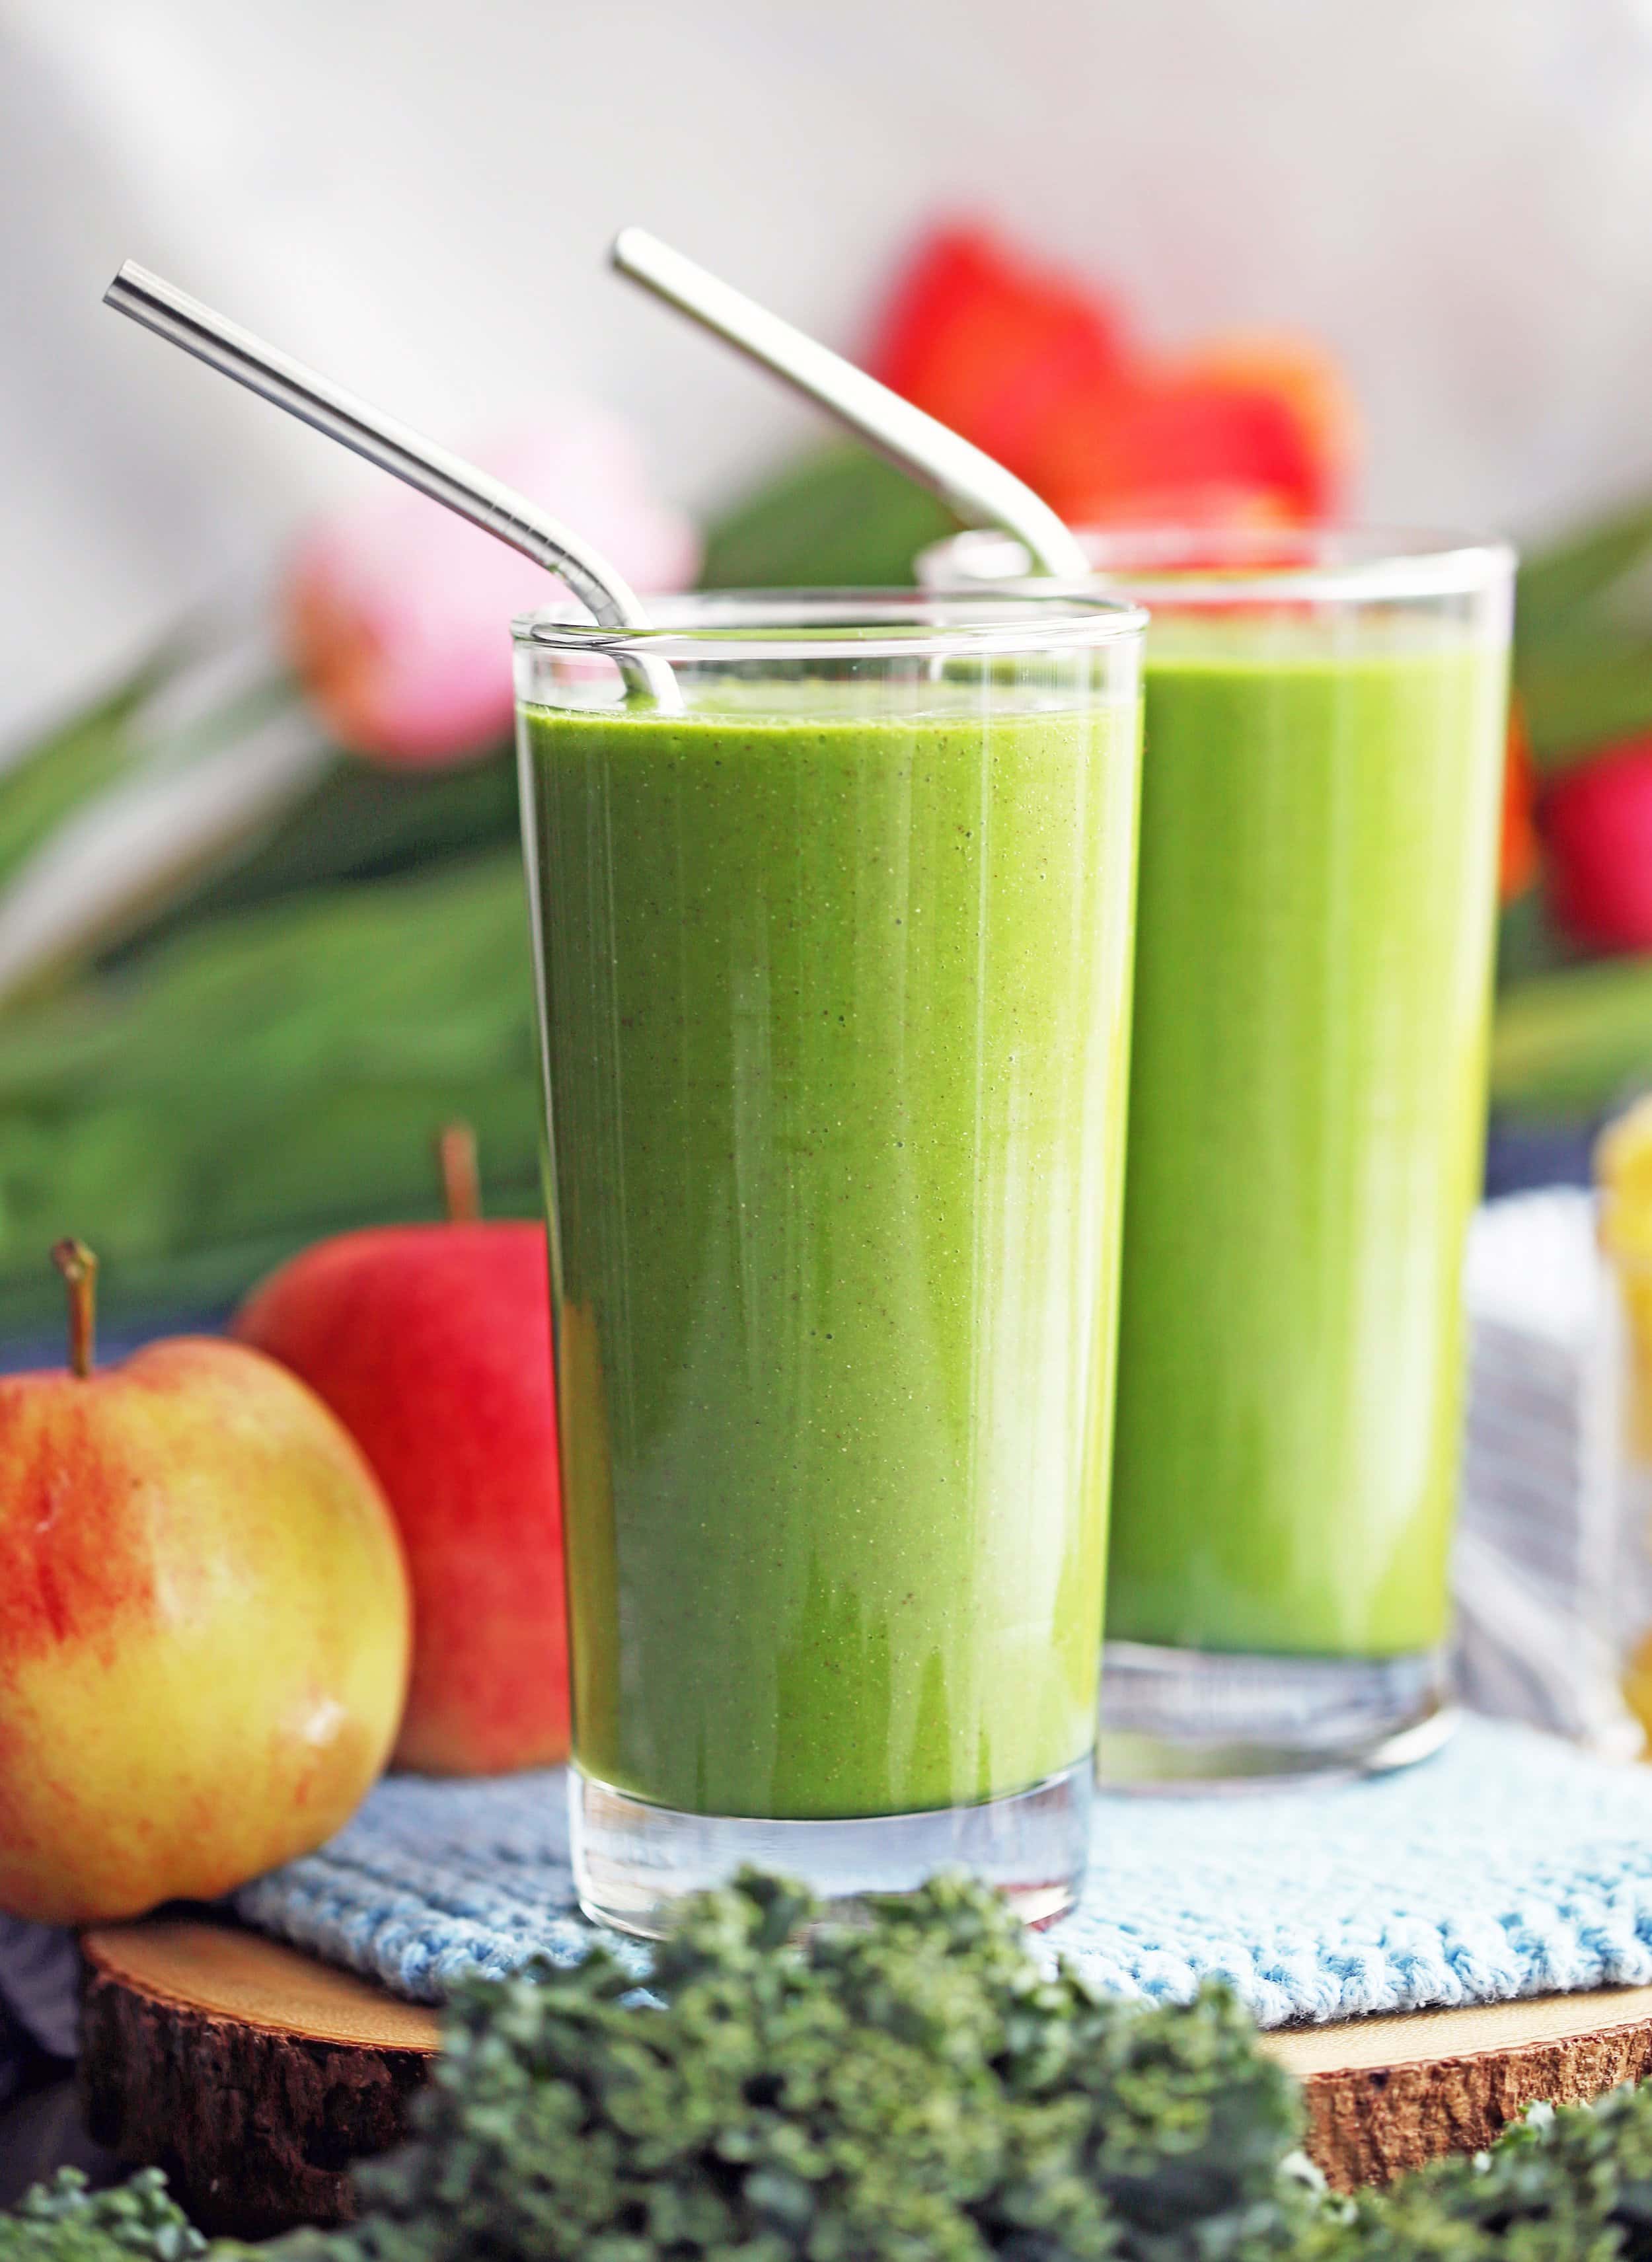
924;529;1515;1782
515;591;1145;1930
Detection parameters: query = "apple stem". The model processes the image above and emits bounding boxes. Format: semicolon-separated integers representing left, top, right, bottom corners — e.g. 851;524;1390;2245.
436;1122;482;1223
51;1239;98;1378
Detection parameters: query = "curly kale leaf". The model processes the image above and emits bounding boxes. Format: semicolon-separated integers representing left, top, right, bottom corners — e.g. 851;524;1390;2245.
0;2171;204;2262
340;1869;1307;2262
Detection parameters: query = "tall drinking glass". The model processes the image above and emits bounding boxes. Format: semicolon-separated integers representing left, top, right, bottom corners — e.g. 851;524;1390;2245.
921;530;1514;1782
514;590;1145;1931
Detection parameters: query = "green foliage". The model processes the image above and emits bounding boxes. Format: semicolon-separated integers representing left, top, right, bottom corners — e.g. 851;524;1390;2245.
1491;889;1581;994
0;850;541;1331
0;2171;203;2262
699;443;961;591
119;747;521;956
1517;496;1652;646
1516;633;1652;774
0;643;535;1322
1490;950;1652;1117
0;654;177;910
1514;495;1652;771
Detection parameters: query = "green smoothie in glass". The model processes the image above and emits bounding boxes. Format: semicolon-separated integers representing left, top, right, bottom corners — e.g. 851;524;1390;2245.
515;592;1144;1928
920;531;1515;1780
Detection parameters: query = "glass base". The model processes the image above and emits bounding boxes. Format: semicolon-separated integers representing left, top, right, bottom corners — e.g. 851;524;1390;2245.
1096;1641;1456;1789
570;1758;1094;1939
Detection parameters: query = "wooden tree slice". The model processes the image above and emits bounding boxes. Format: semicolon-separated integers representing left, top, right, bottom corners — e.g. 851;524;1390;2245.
1261;1983;1652;2187
77;1916;1652;2228
79;1918;437;2238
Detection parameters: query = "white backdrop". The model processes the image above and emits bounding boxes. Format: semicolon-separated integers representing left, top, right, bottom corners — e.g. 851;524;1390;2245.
3;0;1652;744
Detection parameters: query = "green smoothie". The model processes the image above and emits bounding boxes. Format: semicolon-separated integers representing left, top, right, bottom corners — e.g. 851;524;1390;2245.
1106;624;1507;1658
523;689;1139;1819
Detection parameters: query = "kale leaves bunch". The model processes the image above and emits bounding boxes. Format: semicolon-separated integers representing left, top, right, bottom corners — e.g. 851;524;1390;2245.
27;1871;1652;2261
338;1869;1310;2262
0;2171;204;2262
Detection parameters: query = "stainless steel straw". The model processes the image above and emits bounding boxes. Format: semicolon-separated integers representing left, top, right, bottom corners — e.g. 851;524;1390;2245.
104;262;681;709
610;228;1090;582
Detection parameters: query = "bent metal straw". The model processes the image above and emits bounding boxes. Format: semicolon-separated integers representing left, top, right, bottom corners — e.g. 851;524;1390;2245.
609;227;1090;581
104;260;681;711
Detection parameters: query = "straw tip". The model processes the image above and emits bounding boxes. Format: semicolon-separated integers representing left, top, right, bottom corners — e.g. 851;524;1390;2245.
609;226;657;276
102;258;143;310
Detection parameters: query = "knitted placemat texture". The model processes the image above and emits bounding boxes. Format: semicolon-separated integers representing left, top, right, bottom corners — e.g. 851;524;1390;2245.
235;1713;1652;2026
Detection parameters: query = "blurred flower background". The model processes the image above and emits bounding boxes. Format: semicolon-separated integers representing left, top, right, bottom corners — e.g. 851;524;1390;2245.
1;0;1651;1326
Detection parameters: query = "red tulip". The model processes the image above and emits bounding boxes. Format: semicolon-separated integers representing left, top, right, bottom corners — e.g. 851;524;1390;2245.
868;224;1128;473
1542;734;1652;951
1037;337;1357;528
867;221;1358;527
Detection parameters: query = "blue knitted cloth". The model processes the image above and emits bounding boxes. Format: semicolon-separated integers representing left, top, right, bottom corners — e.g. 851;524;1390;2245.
234;1715;1652;2029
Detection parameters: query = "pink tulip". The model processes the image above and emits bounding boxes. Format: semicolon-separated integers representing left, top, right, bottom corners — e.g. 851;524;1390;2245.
284;412;700;767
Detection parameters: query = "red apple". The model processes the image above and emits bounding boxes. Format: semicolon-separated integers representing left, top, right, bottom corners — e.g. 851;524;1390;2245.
234;1128;566;1774
0;1242;411;1924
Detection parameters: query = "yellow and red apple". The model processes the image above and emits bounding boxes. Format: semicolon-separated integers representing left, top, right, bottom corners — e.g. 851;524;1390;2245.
0;1242;411;1924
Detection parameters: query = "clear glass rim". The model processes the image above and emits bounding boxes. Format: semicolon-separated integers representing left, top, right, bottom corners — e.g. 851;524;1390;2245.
512;586;1148;663
916;525;1517;605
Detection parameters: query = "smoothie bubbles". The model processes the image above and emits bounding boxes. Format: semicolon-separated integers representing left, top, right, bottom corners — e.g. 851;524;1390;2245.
923;527;1515;1784
515;591;1144;1932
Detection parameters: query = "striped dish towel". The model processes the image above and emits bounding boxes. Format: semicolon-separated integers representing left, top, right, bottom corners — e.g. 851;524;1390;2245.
1456;1188;1650;1754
